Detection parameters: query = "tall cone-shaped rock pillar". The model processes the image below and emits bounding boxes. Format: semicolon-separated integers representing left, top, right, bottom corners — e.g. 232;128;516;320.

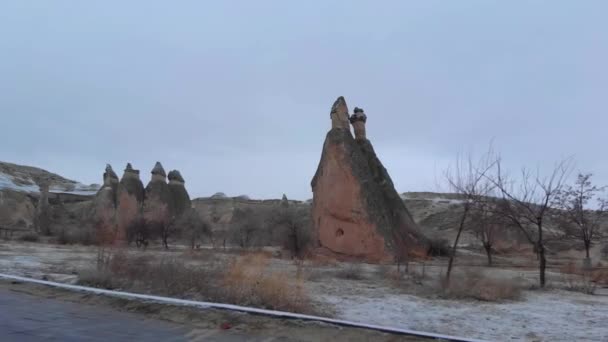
116;163;145;243
311;97;428;262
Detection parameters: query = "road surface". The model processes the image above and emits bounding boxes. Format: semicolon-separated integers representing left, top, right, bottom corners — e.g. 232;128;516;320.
0;284;428;342
0;287;267;341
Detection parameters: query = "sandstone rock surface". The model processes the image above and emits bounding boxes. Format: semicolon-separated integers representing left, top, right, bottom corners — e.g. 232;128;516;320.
311;97;427;262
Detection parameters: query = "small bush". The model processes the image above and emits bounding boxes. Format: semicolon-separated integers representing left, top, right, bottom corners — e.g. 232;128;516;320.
427;238;452;257
221;254;313;313
591;269;608;286
78;250;319;315
564;276;597;295
441;270;522;302
18;232;39;242
559;262;599;294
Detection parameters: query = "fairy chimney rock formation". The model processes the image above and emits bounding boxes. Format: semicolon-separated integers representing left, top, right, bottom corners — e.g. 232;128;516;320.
311;97;427;262
167;170;191;218
116;163;145;242
144;162;171;223
94;164;119;242
151;161;167;182
350;107;367;140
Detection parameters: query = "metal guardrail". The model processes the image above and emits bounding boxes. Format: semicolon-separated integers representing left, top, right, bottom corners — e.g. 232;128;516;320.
0;273;487;342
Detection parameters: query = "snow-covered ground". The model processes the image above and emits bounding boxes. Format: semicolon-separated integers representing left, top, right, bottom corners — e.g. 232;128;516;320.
0;173;40;193
322;289;608;342
0;172;98;196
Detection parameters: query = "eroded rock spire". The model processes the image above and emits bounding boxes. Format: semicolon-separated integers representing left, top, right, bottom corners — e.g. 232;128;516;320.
350;107;368;140
330;96;350;129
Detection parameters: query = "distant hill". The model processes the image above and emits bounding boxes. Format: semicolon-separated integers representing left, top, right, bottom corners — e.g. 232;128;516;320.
0;161;98;196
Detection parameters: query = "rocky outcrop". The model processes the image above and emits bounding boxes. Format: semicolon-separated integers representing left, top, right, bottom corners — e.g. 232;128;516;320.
93;164;119;242
311;97;428;262
144;162;171;225
116;163;145;242
167;170;191;218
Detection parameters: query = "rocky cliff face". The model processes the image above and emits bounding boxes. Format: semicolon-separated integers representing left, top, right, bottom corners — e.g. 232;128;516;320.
311;97;428;262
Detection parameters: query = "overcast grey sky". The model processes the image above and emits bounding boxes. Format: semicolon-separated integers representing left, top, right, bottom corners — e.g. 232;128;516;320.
1;1;607;200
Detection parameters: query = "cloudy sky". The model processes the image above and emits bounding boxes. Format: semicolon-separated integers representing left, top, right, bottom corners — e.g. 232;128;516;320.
1;1;607;200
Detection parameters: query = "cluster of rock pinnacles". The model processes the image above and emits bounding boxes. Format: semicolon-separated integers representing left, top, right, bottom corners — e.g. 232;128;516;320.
93;162;190;243
93;96;427;260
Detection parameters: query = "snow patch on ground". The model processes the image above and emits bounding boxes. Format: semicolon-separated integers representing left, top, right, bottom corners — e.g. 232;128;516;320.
323;290;608;342
401;194;465;205
0;173;39;193
0;172;98;195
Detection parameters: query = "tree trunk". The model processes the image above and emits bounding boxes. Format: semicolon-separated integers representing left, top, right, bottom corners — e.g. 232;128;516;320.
585;240;591;259
484;244;493;266
539;244;546;288
446;207;469;282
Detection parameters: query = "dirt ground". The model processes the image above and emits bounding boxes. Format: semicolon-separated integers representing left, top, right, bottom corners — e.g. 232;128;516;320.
1;241;607;342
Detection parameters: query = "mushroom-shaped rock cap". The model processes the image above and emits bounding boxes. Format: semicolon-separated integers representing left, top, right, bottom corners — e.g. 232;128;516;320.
124;163;140;174
330;96;350;129
151;162;166;177
349;107;367;123
104;164;119;180
167;170;185;183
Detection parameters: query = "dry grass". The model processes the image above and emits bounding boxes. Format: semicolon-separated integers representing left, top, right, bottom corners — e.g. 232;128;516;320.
78;249;321;315
558;262;599;295
591;268;608;285
441;270;522;302
221;253;314;313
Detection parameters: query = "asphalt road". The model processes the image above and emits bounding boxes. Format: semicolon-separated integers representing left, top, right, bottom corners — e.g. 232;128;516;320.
0;282;428;342
0;287;265;342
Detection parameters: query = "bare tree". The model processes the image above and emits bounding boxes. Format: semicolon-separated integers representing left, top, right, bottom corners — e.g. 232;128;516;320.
270;205;311;259
444;148;497;282
491;158;573;288
174;208;211;249
126;215;149;249
229;207;263;248
469;202;501;266
144;202;172;249
554;173;607;262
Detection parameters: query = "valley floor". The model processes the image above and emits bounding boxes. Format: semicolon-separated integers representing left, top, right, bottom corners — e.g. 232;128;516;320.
0;241;607;342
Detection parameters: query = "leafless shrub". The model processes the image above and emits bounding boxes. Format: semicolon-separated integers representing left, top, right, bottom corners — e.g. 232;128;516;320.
221;253;315;314
173;208;211;249
441;270;522;302
229;207;264;248
78;251;321;315
559;262;599;294
269;205;312;259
